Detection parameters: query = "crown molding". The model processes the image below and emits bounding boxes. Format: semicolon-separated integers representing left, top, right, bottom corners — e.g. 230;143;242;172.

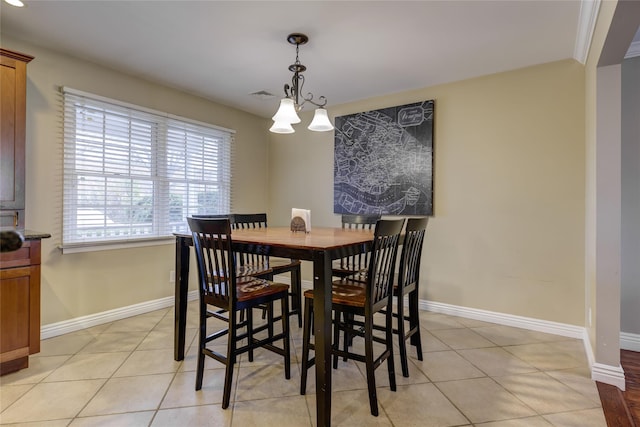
574;0;601;64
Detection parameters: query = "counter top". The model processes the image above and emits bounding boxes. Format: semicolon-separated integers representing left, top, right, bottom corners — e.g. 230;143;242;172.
0;228;51;240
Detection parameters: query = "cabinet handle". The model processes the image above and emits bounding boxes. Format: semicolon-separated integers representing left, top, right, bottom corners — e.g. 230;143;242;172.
14;211;18;227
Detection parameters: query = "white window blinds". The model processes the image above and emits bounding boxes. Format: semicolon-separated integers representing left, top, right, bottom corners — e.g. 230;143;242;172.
62;87;234;250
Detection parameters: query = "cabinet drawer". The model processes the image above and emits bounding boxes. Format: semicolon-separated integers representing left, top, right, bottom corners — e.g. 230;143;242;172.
0;240;39;268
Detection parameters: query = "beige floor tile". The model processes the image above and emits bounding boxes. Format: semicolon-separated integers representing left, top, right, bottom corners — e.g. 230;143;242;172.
419;330;451;352
43;352;130;382
36;332;96;357
545;368;602;404
471;325;553;346
0;420;72;426
503;341;586;371
0;380;105;423
542;407;607;426
475;416;554;426
493;372;600;414
69;411;155;426
0;384;34;412
235;363;299;402
369;357;430;387
412;350;485;382
0;356;70;386
232;395;311;427
457;347;538;376
306;388;392;427
437;377;537;423
430;328;496;350
102;313;163;333
0;306;604;426
160;369;228;408
420;313;467;330
301;359;367;394
79;332;147;354
113;349;181;377
379;382;469;427
151;405;232;427
79;374;173;417
137;328;193;351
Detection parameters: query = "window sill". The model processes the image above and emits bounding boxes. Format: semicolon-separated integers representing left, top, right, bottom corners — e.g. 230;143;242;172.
60;237;175;254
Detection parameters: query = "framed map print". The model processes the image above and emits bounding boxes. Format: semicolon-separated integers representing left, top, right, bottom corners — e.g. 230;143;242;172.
333;100;434;216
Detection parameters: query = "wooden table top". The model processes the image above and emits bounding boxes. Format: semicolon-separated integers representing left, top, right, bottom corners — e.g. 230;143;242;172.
230;226;374;251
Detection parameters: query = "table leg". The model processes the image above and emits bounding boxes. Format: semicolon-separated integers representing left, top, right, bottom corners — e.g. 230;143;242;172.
174;236;190;361
313;250;333;427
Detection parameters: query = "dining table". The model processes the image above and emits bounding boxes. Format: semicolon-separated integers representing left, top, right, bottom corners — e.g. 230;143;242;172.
173;226;374;427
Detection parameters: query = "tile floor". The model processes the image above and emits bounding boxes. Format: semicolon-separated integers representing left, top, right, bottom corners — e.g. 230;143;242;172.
0;300;606;426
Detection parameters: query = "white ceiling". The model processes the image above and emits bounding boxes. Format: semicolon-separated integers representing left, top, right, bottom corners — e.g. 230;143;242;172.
1;1;593;118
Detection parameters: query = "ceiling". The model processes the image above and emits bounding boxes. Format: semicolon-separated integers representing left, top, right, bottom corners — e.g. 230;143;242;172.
0;0;614;119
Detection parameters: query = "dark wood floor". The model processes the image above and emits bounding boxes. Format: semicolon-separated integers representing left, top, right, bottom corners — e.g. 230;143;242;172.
598;350;640;427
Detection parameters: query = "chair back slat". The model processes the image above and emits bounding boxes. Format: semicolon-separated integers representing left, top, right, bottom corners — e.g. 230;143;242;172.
366;219;404;309
398;218;429;291
188;217;236;307
337;214;382;273
341;214;380;230
232;213;268;229
231;213;270;268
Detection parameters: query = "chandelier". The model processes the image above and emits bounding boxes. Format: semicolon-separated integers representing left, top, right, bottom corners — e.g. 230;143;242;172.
270;33;334;134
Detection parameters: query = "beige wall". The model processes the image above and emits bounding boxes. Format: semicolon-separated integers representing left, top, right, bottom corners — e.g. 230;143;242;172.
2;36;271;325
269;59;586;326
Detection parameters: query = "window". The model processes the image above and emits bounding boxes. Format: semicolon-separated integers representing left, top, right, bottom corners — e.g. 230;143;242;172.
62;87;233;252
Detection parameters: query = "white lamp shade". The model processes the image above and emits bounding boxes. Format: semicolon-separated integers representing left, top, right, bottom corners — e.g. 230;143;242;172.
307;108;334;132
269;120;295;134
272;98;301;124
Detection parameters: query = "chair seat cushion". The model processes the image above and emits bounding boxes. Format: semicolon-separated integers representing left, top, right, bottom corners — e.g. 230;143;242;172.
303;278;366;308
236;277;289;302
269;258;301;272
236;264;272;277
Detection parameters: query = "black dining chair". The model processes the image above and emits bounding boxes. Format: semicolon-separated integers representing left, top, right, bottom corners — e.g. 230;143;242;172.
300;218;404;416
187;217;291;409
231;213;303;327
389;217;428;377
332;213;381;280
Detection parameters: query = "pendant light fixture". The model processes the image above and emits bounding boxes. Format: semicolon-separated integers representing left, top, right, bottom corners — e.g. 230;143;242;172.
270;33;334;134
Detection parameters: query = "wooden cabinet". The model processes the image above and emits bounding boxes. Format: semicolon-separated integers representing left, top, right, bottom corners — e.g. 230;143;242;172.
1;48;33;228
0;239;41;375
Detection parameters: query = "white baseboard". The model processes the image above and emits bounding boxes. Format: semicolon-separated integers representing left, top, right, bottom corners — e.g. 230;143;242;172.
40;291;199;340
620;331;640;351
592;362;626;391
40;282;626;391
420;300;584;339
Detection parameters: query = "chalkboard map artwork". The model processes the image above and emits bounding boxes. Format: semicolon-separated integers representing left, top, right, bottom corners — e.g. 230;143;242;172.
334;100;434;216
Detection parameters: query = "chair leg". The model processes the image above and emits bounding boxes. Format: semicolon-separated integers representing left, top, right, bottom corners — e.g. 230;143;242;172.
333;310;341;369
195;301;206;391
409;290;423;360
397;293;410;377
222;313;237;409
247;308;254;362
363;318;379;417
386;309;397;393
282;295;291;380
291;265;302;328
300;297;313;395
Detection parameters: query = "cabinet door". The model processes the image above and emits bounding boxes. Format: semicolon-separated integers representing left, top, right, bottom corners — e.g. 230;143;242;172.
0;266;33;365
0;55;27;212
